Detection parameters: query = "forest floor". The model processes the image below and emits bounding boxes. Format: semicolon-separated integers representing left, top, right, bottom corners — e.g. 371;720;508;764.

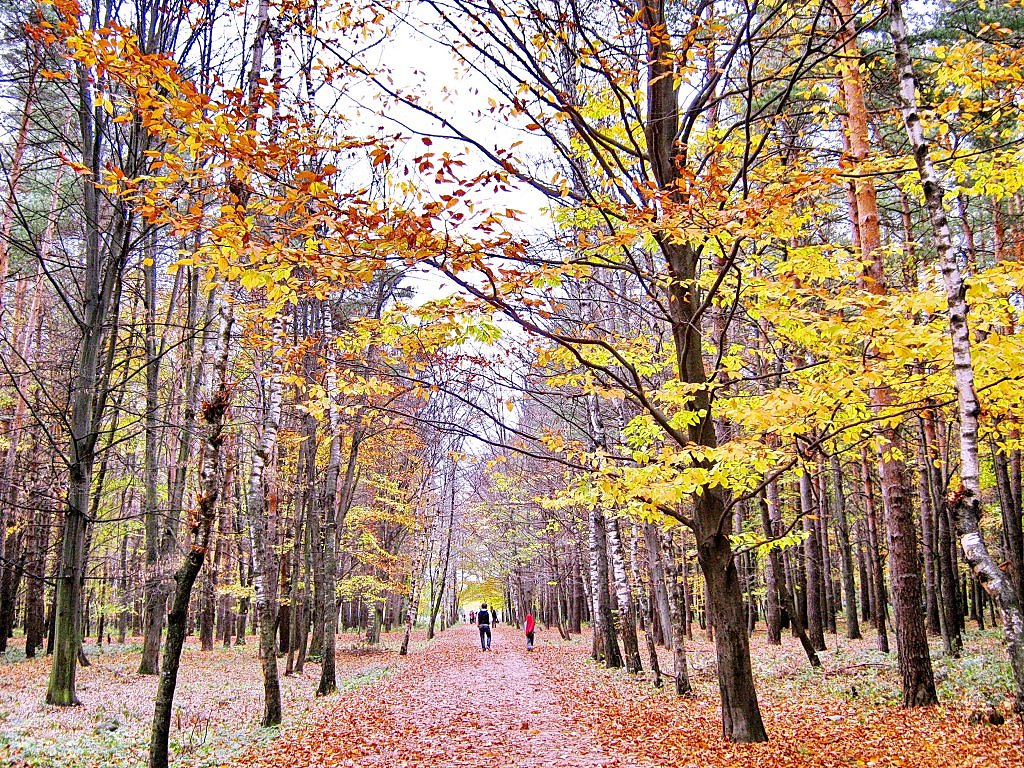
1;623;1022;767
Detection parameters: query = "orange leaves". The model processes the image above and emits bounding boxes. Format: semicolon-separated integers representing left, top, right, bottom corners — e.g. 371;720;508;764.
529;636;1024;768
223;624;1023;768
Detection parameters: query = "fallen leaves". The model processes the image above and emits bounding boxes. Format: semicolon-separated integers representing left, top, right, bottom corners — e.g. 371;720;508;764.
2;626;1021;768
0;638;390;768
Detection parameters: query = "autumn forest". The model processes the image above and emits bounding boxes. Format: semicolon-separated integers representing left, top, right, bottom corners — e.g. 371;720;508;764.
0;0;1023;765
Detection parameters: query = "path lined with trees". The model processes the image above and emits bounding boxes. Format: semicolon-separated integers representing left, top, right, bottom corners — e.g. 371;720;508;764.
1;0;1024;765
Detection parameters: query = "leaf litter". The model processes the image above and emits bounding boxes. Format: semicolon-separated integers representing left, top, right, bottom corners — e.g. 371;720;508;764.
2;625;1022;767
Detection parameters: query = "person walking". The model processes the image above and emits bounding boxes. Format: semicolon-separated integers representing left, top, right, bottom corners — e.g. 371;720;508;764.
524;612;535;651
477;603;493;651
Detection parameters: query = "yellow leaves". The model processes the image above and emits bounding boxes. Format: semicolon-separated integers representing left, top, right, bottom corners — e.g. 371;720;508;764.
239;269;265;292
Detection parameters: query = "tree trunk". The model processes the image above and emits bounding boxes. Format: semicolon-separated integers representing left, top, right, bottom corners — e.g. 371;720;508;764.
800;470;826;650
644;522;673;648
247;319;284;728
816;472;836;635
924;411;963;655
24;500;48;658
761;487;820;667
631;524;661;687
994;447;1024;611
46;109;130;701
696;495;767;743
762;481;782;645
400;519;426;657
878;438;938;706
148;304;232;768
427;459;456;641
658;529;691;695
317;332;344;694
862;453;890;656
569;539;584;635
139;254;167;674
606;516;642;674
837;0;934;707
856;523;871;624
588;506;621;668
830;455;860;640
914;422;941;635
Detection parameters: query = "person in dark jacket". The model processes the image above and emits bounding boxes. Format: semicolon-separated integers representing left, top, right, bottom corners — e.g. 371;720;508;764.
477;603;493;650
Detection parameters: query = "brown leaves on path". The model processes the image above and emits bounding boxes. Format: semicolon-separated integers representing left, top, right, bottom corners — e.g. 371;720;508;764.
234;625;1024;768
231;625;653;768
10;626;1012;767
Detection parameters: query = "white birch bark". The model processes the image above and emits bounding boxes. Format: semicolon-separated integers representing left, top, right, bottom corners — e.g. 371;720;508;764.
247;314;285;727
606;516;642;673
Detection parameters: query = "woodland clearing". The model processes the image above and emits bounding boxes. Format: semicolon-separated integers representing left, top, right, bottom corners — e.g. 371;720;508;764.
1;624;1021;768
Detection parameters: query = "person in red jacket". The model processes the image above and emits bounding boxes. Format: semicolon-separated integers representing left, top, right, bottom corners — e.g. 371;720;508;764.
524;612;535;651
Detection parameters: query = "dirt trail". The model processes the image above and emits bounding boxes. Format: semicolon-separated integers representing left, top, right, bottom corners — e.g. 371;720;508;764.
236;624;652;768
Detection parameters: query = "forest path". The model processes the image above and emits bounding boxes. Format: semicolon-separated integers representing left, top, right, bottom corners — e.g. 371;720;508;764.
234;624;653;768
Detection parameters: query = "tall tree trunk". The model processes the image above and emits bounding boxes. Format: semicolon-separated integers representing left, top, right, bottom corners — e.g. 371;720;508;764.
800;470;826;650
658;529;691;695
994;447;1024;611
140;269;206;671
857;523;871;624
400;510;427;657
830;455;860;639
761;487;820;667
924;410;963;655
427;459;456;640
878;442;938;705
695;490;767;743
46;50;133;700
24;496;49;658
644;522;673;648
631;524;661;687
247;319;285;728
148;304;232;768
861;450;890;654
317;340;344;695
836;0;935;707
569;539;584;635
588;506;621;668
914;421;941;635
139;254;168;674
606;517;642;674
762;481;782;646
816;472;837;635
